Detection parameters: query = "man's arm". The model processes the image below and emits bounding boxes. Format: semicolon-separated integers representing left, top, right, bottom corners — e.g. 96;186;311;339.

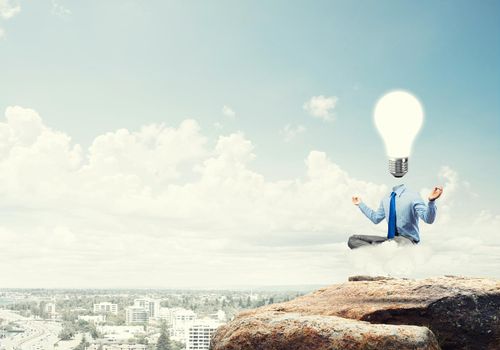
414;186;443;224
353;197;385;224
414;199;437;224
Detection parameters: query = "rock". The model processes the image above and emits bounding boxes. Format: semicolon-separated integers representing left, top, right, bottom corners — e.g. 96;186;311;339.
212;311;440;350
348;275;397;282
211;276;500;350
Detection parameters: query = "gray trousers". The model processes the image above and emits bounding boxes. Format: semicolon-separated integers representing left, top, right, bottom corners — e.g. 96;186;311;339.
348;234;415;249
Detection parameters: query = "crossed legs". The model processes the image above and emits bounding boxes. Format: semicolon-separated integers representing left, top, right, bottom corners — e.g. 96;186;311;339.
348;234;415;249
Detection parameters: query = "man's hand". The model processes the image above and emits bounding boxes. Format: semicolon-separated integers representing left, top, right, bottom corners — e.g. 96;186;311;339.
352;196;362;206
428;186;443;201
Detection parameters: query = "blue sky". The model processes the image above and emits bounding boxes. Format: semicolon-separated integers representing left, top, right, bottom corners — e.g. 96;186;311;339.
2;1;499;185
0;1;499;287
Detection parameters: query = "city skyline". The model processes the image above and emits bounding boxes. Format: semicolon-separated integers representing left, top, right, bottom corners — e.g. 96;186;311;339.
0;287;271;350
0;0;499;288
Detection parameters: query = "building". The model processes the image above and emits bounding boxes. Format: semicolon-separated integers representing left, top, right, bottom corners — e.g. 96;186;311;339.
212;310;226;322
186;319;221;350
158;307;172;324
171;308;197;339
125;306;149;324
44;302;57;319
148;299;160;319
78;315;106;324
97;325;145;342
88;344;147;350
94;302;118;315
133;298;160;319
97;326;144;336
45;302;56;314
173;309;196;328
124;298;161;324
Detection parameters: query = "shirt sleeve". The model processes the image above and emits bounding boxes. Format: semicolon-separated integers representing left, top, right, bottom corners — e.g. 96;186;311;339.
358;201;385;224
414;198;437;224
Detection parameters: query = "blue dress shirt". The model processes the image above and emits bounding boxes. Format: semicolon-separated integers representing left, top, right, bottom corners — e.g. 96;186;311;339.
358;184;437;243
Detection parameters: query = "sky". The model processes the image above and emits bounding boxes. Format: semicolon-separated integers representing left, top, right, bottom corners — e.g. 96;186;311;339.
0;0;499;288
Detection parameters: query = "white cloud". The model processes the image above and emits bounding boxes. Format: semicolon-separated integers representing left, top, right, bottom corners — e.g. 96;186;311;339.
0;0;21;39
303;95;338;121
281;124;306;142
0;106;498;288
0;0;20;19
475;210;500;226
222;105;235;119
419;166;477;225
51;0;71;18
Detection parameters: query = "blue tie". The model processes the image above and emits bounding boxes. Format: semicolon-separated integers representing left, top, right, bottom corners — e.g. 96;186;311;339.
388;191;397;239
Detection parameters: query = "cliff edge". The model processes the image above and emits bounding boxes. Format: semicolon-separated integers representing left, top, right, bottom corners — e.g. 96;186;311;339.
211;276;500;350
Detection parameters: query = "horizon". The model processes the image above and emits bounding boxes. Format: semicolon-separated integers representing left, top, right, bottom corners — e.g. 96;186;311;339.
0;283;327;291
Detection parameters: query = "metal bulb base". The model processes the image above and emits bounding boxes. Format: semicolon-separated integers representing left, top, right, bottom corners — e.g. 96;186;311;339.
389;157;408;178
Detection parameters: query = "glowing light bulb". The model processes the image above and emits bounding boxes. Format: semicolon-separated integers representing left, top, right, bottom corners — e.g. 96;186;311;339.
373;90;424;178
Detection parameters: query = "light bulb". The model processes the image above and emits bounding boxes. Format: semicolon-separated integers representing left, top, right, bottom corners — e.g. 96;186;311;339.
373;90;424;178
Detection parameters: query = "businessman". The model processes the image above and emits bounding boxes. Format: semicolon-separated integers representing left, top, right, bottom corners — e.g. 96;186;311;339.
348;184;443;249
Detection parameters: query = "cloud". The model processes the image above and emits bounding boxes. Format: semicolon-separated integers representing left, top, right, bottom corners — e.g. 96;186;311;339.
303;95;338;121
0;0;20;39
419;166;477;225
222;105;235;119
0;0;20;19
51;0;71;18
281;124;306;142
0;106;498;288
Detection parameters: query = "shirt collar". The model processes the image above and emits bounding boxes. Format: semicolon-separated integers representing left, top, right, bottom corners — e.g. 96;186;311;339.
392;184;406;197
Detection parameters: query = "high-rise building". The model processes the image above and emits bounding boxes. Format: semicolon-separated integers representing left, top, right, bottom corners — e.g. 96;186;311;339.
44;302;57;319
45;302;56;314
186;319;221;350
173;309;196;328
171;308;197;338
133;298;161;319
125;306;149;324
94;302;118;315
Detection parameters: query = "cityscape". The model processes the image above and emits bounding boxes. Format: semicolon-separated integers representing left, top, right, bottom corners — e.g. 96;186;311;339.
0;288;305;350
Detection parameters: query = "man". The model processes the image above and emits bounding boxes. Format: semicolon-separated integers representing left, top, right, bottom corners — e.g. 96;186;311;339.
348;184;443;249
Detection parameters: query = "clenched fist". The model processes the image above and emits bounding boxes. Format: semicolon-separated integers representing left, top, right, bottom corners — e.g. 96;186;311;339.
352;196;362;206
428;186;443;201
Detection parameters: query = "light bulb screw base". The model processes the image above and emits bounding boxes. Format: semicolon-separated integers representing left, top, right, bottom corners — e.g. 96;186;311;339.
389;158;408;178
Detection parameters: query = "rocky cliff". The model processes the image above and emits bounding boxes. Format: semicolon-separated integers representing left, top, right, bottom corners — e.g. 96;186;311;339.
211;276;500;350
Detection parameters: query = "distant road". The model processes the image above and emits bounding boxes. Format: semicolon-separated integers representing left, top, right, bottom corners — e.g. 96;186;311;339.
0;310;82;350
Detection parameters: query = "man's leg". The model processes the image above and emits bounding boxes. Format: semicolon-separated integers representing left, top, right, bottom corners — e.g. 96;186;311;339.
394;235;415;246
348;235;387;249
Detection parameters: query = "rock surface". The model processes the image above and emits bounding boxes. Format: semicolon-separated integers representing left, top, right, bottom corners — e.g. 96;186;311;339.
212;311;439;350
211;276;500;350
